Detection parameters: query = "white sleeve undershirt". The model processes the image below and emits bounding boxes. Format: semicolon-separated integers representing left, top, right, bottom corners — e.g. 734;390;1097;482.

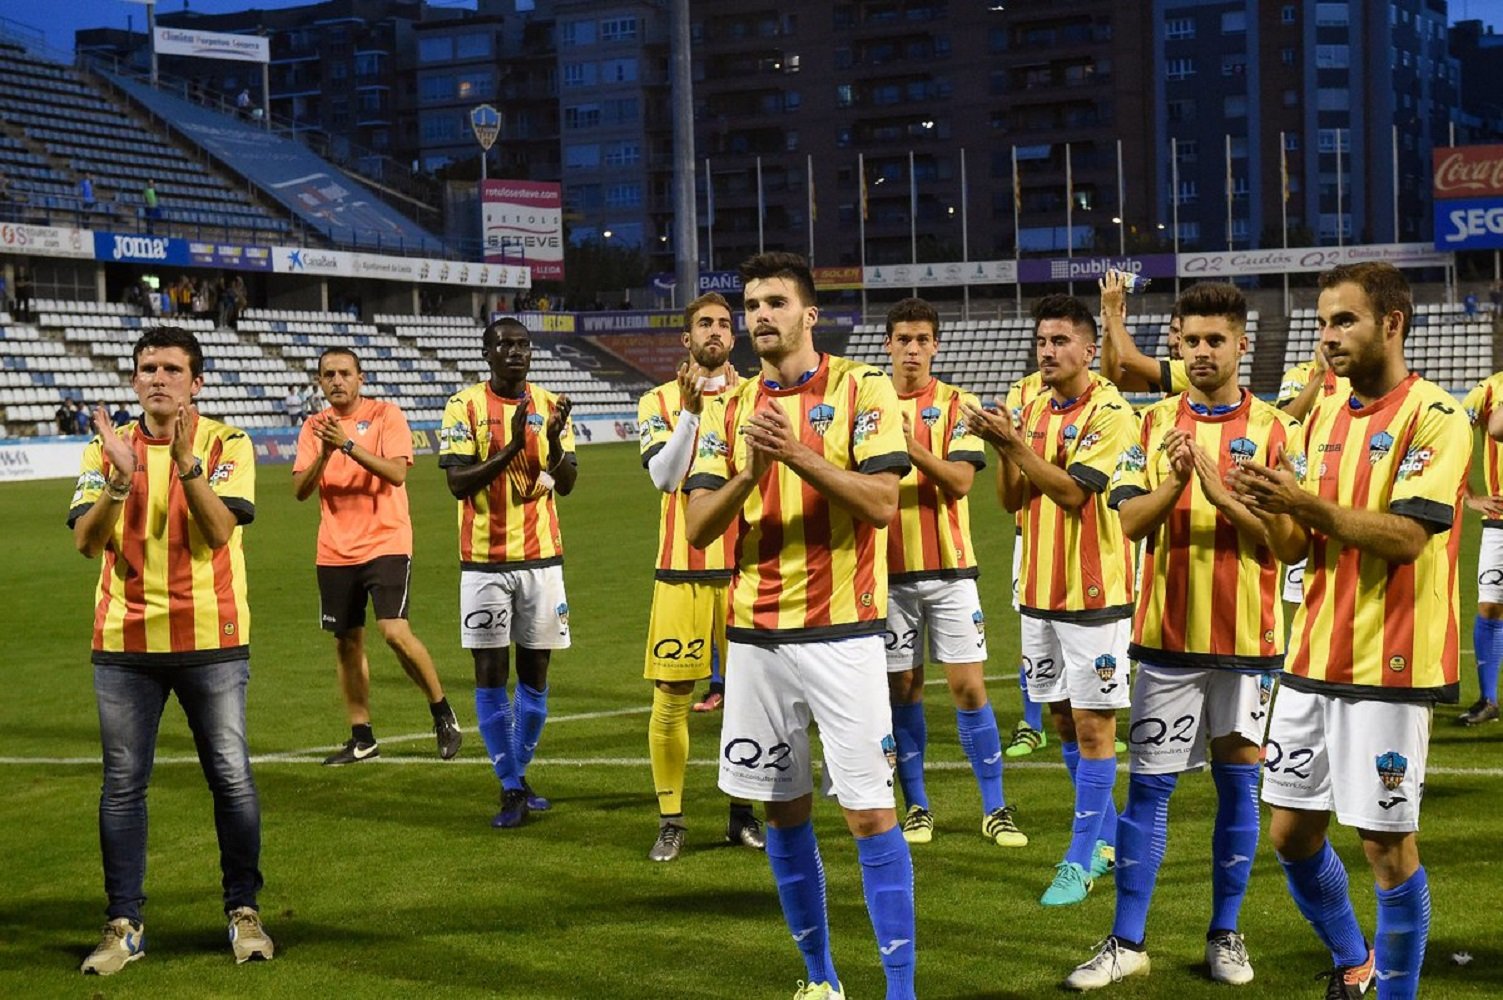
647;410;700;493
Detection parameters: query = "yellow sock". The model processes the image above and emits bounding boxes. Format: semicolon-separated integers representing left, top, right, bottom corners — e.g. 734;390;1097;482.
649;687;693;817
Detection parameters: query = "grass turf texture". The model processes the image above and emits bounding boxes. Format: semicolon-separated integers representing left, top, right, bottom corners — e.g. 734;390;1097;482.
1;439;1501;1000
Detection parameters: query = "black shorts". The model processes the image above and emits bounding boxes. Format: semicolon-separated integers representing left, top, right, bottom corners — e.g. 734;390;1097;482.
317;555;411;634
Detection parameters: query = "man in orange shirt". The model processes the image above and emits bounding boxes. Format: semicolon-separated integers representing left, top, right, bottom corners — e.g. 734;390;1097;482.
294;347;461;765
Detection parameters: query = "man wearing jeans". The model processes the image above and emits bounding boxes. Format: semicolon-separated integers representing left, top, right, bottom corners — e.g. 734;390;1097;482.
69;326;271;976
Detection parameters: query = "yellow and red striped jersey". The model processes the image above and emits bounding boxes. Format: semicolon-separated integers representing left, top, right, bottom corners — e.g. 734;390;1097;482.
638;380;736;581
888;378;986;581
439;381;575;568
1462;372;1503;514
1276;360;1350;410
1285;373;1467;702
1015;381;1138;620
1110;392;1299;669
685;354;910;644
1005;370;1112;534
68;415;255;662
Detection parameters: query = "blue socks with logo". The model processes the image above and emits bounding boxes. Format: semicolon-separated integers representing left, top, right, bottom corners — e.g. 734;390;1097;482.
1063;741;1119;853
1019;666;1043;731
1210;762;1261;934
856;826;917;1000
474;687;519;790
1112;772;1176;945
956;704;1005;813
765;821;838;990
513;682;549;774
1473;615;1503;702
1280;841;1369;967
1066;754;1117;869
890;701;929;811
1374;866;1429;1000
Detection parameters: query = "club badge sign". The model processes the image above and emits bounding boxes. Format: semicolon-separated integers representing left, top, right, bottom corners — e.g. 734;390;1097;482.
470;105;502;152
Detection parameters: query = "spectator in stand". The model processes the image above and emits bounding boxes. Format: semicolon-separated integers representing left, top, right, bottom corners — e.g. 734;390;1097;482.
80;173;96;213
1490;281;1502;315
236;89;252;119
73;400;92;435
14;265;33;320
143;180;160;231
1465;292;1480;317
111;402;132;427
283;386;304;427
56;398;74;436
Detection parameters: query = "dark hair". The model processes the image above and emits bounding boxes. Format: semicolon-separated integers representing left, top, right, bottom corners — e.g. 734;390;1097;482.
483;316;531;353
738;251;817;307
884;297;940;339
1174;283;1247;328
132;326;204;378
1032;294;1097;341
684;291;731;330
1319;262;1413;340
317;347;362;373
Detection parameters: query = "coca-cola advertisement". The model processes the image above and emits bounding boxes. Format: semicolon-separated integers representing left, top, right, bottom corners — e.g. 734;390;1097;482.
1432;145;1503;252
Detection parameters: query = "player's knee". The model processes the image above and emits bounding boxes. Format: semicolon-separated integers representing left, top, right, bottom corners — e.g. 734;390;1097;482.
887;669;922;704
842;805;896;839
655;679;695;696
1208;734;1260;765
472;649;508;687
334;631;363;658
944;664;987;709
1357;829;1418;885
1268;808;1325;859
1480;602;1503;620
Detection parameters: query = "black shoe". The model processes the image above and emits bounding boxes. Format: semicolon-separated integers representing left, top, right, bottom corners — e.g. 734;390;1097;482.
726;811;766;850
322;738;379;766
521;779;551;811
1457;698;1500;726
435;709;463;759
492;788;530;829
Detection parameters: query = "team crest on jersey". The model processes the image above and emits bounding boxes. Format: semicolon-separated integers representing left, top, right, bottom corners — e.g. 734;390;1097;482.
1395;446;1434;481
208;461;235;486
72;469;106;505
698;430;728;459
1094;654;1117;682
1062;424;1079;441
920;406;942;428
527;413;545;433
1228;437;1257;465
881;733;898;770
807;403;836;436
356;420;371;434
1367;430;1394;464
1376;751;1407;791
853;408;881;445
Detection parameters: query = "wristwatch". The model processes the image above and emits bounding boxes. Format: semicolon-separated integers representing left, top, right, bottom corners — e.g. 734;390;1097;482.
178;458;204;481
340;439;356;456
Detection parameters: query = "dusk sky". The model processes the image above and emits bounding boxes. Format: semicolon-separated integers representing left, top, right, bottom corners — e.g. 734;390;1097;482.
3;0;1502;60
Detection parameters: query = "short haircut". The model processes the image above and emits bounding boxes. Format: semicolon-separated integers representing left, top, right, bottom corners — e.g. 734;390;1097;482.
483;316;531;353
739;251;817;307
885;297;940;339
1032;294;1098;342
684;291;731;330
317;347;361;373
1320;262;1413;339
1174;283;1247;329
132;326;204;378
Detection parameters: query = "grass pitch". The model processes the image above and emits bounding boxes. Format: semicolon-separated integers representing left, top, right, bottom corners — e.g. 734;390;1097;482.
1;440;1501;999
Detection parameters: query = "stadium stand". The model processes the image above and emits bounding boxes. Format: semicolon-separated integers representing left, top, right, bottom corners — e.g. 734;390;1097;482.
1286;302;1492;390
0;42;292;240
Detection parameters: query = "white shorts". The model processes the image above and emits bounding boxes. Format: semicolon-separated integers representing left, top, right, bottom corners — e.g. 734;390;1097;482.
885;577;988;671
1010;531;1022;612
1282;559;1305;605
459;565;572;650
1126;662;1274;774
1019;615;1132;710
717;636;896;810
1260;685;1432;833
1479;526;1503;605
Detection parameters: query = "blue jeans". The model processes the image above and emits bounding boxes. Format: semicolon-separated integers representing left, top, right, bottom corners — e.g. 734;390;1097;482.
94;657;263;922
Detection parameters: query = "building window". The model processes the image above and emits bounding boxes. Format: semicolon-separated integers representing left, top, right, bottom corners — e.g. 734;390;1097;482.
560;21;595;47
603;58;638;82
456;33;490;59
1221;11;1246;33
1176;139;1199;162
600;17;639;42
1281;47;1296;65
1165;58;1195;81
1222;55;1247;76
564;104;601;129
1167;99;1196;122
1177;181;1199;204
1224;95;1247;117
419;75;452;103
1316;87;1350;111
1315;3;1350;26
604;141;640;167
1281;5;1297;24
606;183;642;207
457;72;491;100
417;36;452;63
1165;18;1195;40
1316;45;1350;69
564;143;600;169
836;84;853;107
1283;88;1298;107
563;63;596;87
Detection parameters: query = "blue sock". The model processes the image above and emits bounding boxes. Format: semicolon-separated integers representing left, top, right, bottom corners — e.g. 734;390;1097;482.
1374;866;1429;1000
512;682;549;775
709;640;724;689
1063;741;1119;849
1474;616;1503;702
1112;772;1176;945
1063;739;1080;780
475;687;520;791
1280;841;1369;967
1209;762;1261;934
1066;755;1117;869
856;826;916;1000
1019;667;1043;731
890;701;929;811
765;821;838;989
956;704;1005;813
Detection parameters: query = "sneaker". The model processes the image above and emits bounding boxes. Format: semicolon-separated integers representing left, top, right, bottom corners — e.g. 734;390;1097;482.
900;804;934;845
649;821;687;862
1457;698;1500;726
1005;721;1047;758
80;918;145;975
1318;948;1375;999
982;804;1029;848
434;708;462;760
1206;930;1253;985
727;810;766;850
792;981;845;1000
1090;840;1116;879
1063;936;1150;991
322;738;379;766
692;691;724;713
522;779;551;812
1040;861;1094;906
492;787;530;829
227;906;274;964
